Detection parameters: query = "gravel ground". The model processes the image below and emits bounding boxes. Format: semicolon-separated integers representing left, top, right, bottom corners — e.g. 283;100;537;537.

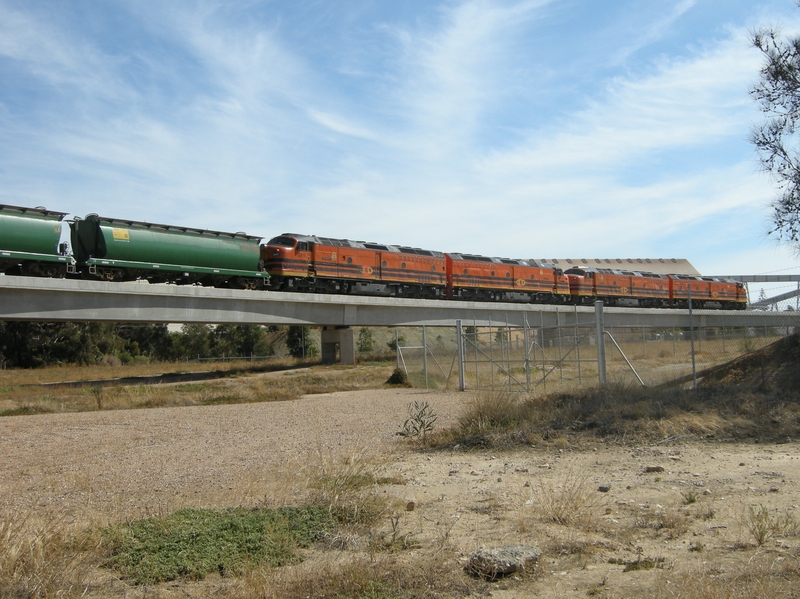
5;386;800;599
0;388;465;523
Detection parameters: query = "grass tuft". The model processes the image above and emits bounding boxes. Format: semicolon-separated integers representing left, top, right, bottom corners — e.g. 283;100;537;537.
529;472;597;528
304;449;389;526
0;512;95;597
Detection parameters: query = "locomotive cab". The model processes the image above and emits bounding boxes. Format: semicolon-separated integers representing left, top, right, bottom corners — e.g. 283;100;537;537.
262;234;315;291
564;267;596;304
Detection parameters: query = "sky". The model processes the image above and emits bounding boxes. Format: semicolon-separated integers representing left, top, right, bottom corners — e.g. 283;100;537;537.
2;0;800;291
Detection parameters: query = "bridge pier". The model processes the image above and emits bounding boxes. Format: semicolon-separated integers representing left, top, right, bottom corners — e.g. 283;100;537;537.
321;326;355;365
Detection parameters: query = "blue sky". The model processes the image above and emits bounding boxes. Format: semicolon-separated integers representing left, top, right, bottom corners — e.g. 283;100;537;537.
2;0;800;287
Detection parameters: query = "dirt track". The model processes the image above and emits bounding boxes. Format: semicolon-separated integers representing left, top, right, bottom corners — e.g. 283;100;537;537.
0;388;463;521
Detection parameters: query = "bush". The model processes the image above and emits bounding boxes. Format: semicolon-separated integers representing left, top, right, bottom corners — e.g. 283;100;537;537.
397;401;438;441
386;368;409;386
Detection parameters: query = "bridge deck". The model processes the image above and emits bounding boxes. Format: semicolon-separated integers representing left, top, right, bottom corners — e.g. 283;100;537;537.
1;275;798;329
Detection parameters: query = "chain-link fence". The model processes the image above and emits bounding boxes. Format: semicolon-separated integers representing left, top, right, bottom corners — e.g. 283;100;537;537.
392;308;800;393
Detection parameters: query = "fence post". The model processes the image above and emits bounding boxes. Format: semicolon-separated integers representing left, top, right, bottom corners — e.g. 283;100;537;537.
540;311;547;394
689;287;697;389
395;329;400;369
422;325;428;389
524;313;531;391
456;319;466;391
575;304;582;386
595;300;606;385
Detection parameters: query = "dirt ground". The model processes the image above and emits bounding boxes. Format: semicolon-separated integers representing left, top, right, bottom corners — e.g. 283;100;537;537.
2;378;800;598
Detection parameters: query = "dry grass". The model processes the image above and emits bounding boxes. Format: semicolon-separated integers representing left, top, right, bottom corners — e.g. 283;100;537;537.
302;447;393;527
224;551;483;599
0;358;295;386
527;472;598;528
653;553;800;599
0;361;395;416
0;511;98;598
429;382;800;449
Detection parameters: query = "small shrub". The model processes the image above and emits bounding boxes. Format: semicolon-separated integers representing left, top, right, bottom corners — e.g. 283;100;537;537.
744;504;774;546
386;334;406;351
742;505;799;546
397;401;437;441
386;368;410;386
356;327;374;353
372;513;421;552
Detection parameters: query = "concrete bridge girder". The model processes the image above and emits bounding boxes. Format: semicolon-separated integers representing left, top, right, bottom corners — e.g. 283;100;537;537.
1;276;799;363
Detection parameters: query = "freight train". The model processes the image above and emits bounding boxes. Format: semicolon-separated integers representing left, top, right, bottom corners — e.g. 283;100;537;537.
0;204;747;309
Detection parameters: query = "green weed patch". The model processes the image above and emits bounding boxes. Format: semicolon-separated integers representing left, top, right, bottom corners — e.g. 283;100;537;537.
104;506;334;584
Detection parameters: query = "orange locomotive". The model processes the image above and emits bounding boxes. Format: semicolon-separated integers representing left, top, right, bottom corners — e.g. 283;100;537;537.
446;253;569;303
264;234;747;309
564;267;746;310
263;235;568;303
263;234;447;298
667;275;747;309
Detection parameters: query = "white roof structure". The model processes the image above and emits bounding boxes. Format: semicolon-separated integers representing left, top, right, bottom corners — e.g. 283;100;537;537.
538;258;700;276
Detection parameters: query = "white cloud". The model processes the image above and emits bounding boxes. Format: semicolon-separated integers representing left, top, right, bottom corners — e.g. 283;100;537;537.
0;0;798;278
307;109;377;140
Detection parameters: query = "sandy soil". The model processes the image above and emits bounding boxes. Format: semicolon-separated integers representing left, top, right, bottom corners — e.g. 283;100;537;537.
2;388;800;598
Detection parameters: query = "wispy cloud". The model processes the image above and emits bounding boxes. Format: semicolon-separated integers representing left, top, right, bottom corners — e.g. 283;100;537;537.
0;0;797;277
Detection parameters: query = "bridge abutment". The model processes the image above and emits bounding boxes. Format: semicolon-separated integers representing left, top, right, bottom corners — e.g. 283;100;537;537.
321;326;355;365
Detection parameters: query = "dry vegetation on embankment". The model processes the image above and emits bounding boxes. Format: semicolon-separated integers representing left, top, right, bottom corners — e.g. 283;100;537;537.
0;357;396;416
2;336;800;598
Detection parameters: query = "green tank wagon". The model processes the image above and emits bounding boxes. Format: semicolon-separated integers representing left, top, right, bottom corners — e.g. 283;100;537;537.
71;214;268;289
0;205;73;277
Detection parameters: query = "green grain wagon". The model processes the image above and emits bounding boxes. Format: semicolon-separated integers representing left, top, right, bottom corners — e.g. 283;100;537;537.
71;214;268;289
0;205;73;277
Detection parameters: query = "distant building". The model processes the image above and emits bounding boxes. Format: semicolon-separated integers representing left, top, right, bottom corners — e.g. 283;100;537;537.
538;258;700;276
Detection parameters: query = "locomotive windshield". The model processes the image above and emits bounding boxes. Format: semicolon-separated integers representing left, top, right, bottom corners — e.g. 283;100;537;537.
564;268;586;276
267;236;297;247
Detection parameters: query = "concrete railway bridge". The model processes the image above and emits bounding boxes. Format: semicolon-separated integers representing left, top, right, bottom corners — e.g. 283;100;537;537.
1;275;799;366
